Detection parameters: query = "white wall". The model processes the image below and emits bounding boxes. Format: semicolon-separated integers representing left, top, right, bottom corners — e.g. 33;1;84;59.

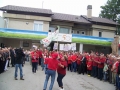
92;29;115;38
0;16;5;28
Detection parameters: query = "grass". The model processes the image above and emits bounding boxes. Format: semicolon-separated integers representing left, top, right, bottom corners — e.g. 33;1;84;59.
0;32;47;40
72;38;111;46
0;32;112;46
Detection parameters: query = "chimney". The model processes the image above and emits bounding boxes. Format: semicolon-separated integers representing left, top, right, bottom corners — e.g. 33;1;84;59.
87;5;92;19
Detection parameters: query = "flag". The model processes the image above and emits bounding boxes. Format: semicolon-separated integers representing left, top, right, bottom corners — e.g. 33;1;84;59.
40;26;59;47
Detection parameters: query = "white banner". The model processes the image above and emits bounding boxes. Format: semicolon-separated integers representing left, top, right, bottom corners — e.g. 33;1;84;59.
71;43;76;50
67;44;72;51
40;26;59;47
60;44;64;50
48;33;72;42
53;43;58;50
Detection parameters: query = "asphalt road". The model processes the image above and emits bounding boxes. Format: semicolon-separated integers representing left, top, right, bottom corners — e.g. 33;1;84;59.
0;62;115;90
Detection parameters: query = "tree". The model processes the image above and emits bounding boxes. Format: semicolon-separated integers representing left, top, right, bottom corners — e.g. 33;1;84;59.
99;0;120;34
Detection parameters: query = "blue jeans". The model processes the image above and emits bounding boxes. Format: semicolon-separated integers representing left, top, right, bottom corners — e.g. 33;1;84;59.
14;64;23;78
103;72;107;81
44;64;48;74
71;62;77;72
41;58;45;70
43;69;56;90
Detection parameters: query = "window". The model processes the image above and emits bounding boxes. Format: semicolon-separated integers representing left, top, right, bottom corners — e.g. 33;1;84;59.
49;27;56;32
99;32;102;37
77;31;80;34
81;31;85;35
34;21;43;31
71;30;74;34
59;27;69;34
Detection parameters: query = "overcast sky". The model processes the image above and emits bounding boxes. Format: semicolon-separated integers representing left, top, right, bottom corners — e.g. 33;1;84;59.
0;0;108;17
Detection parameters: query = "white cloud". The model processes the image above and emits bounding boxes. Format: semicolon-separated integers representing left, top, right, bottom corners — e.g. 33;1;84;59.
0;0;107;17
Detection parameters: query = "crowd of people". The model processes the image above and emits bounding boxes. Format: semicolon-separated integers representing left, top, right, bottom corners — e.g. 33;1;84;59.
1;46;120;90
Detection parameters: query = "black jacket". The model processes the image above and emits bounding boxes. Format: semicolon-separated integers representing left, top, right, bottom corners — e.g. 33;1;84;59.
15;48;25;64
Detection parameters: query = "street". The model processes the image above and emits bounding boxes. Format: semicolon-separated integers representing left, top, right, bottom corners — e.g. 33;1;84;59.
0;62;115;90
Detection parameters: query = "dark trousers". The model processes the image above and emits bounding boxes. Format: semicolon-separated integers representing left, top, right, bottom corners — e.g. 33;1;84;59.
81;63;85;75
108;69;112;83
67;64;71;71
11;57;15;67
78;64;81;74
92;66;98;77
39;58;41;65
57;73;65;87
71;62;77;72
32;62;37;73
98;68;103;80
88;70;91;75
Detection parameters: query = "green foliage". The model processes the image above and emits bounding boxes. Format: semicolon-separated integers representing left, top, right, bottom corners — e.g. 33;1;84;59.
99;0;120;22
99;0;120;34
72;38;111;46
0;32;46;40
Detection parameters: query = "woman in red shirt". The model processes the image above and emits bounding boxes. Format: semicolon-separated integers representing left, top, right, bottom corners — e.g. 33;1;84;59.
57;56;67;90
87;56;93;76
31;50;39;73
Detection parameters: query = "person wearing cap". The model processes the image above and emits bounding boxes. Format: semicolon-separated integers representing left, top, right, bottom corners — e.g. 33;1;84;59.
43;52;60;90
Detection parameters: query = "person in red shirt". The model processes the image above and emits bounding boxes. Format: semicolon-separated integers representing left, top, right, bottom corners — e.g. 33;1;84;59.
97;54;106;80
38;49;42;66
57;56;67;90
67;53;72;71
87;56;93;76
92;53;99;78
43;52;60;90
31;50;39;73
77;53;82;74
71;53;77;72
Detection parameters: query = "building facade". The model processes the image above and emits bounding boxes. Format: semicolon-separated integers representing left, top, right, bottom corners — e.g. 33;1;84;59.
0;5;118;54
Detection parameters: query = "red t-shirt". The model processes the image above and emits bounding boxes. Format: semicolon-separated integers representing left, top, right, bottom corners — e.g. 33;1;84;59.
98;57;106;68
31;52;39;62
57;60;67;75
71;55;77;62
116;62;120;73
39;50;42;58
67;55;72;64
87;61;92;70
93;56;99;66
47;58;60;71
77;56;82;65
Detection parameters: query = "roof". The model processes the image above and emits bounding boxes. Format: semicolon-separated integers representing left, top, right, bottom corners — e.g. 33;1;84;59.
0;5;53;15
0;5;118;25
81;15;117;25
52;13;91;24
